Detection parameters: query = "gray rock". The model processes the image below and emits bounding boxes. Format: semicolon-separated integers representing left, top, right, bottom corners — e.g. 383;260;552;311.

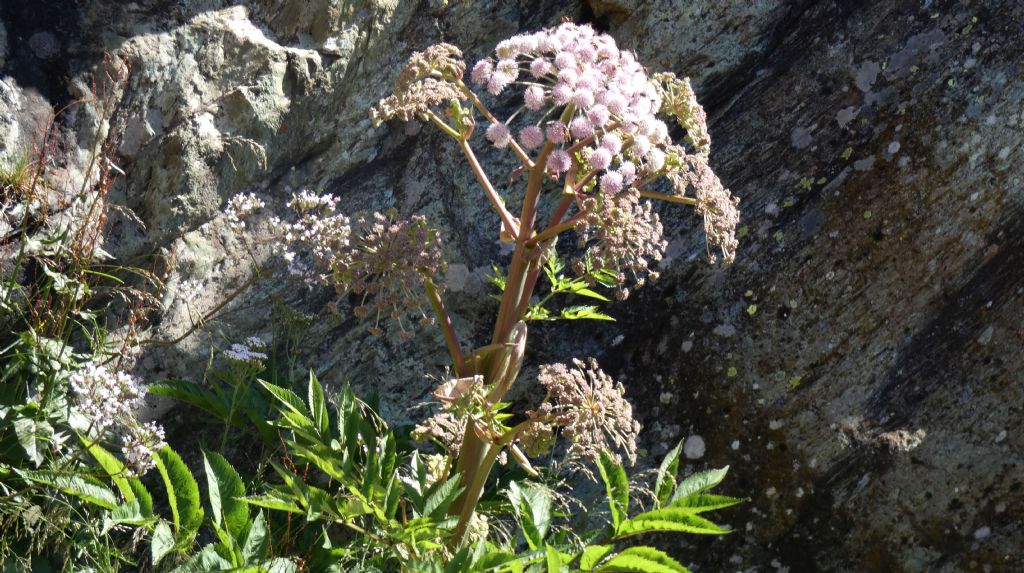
2;1;1022;570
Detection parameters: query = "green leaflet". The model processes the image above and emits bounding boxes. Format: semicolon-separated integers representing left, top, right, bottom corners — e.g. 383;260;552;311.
155;445;204;540
615;508;729;538
17;469;117;509
203;450;249;543
597;451;629;531
594;547;691;573
668;466;729;504
653;442;683;508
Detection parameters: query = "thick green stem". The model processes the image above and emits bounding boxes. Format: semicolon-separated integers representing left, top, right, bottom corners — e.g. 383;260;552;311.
424;277;465;376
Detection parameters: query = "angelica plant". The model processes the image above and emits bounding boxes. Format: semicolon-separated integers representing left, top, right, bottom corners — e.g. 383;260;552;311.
167;21;745;571
367;22;740;544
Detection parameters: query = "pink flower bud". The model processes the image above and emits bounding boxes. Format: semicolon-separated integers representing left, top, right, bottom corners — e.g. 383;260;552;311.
548;149;572;173
587;104;610;127
590;147;613;171
520;125;544;149
600;171;624;194
471;60;493;85
570;116;593;139
554;51;576;70
571;88;595;109
552;83;573;105
601;132;623;155
488;71;513;95
525;85;546;110
546;121;569;144
530;57;553;78
487;122;512;148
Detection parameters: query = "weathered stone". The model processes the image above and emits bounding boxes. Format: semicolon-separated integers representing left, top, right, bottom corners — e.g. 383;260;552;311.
2;0;1022;570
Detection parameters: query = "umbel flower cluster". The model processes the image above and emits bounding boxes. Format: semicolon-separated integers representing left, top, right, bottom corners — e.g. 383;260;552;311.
70;363;166;475
521;358;640;472
373;22;739;277
271;190;444;338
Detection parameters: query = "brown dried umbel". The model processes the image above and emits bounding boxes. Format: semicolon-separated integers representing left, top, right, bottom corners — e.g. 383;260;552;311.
336;210;445;338
370;43;468;126
522;358;640;475
653;72;711;156
574;189;668;299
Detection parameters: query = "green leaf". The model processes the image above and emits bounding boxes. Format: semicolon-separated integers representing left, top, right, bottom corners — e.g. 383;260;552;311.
666;494;743;514
669;467;729;505
203;450;249;542
239;493;302;514
308;371;329;436
149;379;229;418
151;520;175;567
580;545;615;571
170;543;232;572
129;477;155;518
241;510;268;564
594;546;691;573
654;442;682;508
507;481;552;551
13;417;51;467
155;445;204;539
615;508;729;538
597;451;629;531
82;439;136;504
17;469;117;509
560;305;615;321
107;500;156;529
546;544;563;573
571;287;611;301
423;474;463;519
260;380;311;427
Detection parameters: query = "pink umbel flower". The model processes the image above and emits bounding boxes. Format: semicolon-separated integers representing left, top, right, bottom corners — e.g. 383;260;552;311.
601;132;623;155
497;59;519;79
488;71;513;95
590;147;613;171
530;57;553;78
646;147;666;172
520;125;545;149
570;116;593;139
546;121;568;144
554;51;576;70
600;170;625;194
551;83;573;105
587;104;610;127
571;88;595;109
557;67;579;87
471;60;493;85
487;122;512;148
548;149;572;173
524;85;546;110
618;161;637;184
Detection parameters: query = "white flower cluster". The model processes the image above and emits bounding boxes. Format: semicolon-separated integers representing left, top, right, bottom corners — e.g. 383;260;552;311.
272;190;444;338
70;363;145;431
223;337;268;364
121;421;166;476
70;363;165;476
271;190;350;287
224;192;266;231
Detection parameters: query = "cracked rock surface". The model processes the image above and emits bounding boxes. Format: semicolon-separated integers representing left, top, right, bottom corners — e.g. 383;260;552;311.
1;1;1021;570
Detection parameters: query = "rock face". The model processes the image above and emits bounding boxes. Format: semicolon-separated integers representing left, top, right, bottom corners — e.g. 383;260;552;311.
1;0;1021;570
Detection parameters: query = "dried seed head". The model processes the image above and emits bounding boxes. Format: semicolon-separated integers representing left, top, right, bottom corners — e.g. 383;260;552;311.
574;190;667;297
523;358;640;475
